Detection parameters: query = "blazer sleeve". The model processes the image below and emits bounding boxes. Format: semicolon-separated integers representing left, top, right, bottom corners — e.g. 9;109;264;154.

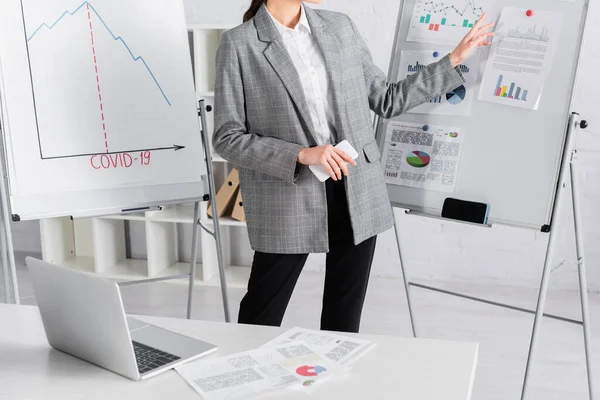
348;17;466;119
213;32;304;184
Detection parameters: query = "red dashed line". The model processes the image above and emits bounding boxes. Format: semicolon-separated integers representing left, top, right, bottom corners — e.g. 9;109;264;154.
87;3;108;153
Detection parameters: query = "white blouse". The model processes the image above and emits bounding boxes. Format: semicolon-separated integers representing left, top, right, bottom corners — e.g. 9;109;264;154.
267;4;337;145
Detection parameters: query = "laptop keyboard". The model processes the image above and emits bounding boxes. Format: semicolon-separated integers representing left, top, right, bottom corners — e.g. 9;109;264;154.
133;341;181;374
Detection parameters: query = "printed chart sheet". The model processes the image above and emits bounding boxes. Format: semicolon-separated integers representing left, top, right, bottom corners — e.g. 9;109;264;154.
381;121;465;193
478;7;563;110
400;50;480;116
176;342;343;400
262;327;373;366
407;0;494;45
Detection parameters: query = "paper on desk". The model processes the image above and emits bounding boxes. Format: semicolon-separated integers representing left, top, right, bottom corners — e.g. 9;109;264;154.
262;327;373;367
175;342;343;400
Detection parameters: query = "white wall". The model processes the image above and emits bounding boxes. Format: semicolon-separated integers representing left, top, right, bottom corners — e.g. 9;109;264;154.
11;0;600;292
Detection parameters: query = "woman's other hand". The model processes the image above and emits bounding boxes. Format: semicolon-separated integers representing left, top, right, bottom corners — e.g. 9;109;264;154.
449;13;495;67
298;145;357;181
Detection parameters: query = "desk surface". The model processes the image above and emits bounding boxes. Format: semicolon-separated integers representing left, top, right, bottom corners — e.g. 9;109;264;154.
0;305;478;400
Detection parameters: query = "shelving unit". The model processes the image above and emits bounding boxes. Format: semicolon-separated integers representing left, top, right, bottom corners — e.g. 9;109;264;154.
39;23;251;289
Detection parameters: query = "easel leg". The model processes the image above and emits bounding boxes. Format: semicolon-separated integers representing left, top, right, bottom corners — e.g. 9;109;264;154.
570;153;596;399
1;215;10;303
211;202;231;323
186;201;201;319
198;99;231;322
393;208;417;338
0;175;19;305
520;207;563;400
521;147;595;400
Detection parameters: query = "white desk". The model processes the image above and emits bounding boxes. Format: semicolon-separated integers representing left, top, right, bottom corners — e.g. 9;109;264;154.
0;305;478;399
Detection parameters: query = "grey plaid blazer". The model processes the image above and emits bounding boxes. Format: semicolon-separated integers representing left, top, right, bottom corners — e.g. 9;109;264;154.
213;4;465;254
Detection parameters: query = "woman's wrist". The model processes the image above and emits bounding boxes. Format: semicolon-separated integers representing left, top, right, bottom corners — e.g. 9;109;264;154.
298;148;307;165
448;52;461;68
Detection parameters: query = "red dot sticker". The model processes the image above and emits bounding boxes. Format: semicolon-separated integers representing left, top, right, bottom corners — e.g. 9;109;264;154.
526;10;534;17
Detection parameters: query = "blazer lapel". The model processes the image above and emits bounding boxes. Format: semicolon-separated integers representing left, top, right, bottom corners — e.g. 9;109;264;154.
304;7;347;142
255;5;318;145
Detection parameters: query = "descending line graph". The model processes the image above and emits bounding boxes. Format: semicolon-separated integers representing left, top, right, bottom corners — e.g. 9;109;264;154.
26;0;171;106
0;0;205;199
19;0;196;161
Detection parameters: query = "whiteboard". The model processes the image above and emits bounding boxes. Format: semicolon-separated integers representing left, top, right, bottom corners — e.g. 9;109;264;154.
375;0;589;230
0;0;206;220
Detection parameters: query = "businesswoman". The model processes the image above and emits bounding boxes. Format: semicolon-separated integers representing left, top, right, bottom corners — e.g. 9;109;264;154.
214;0;494;333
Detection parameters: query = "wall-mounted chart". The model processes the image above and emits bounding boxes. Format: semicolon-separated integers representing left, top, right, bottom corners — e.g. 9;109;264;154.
407;0;493;45
0;0;204;203
400;50;480;116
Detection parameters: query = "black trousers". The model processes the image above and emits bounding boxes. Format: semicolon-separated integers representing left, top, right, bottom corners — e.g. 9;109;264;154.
238;178;377;333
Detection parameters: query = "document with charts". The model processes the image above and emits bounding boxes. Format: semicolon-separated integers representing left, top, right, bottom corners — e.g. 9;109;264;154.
176;342;343;400
262;327;373;366
478;8;563;110
381;121;465;193
400;50;480;116
407;0;494;45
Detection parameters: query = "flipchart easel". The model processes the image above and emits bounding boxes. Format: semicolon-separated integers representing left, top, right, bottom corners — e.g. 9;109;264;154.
0;99;232;323
374;1;595;399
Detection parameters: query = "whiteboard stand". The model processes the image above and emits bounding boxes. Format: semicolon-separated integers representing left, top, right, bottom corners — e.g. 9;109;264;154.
0;100;231;321
186;99;231;322
393;113;595;400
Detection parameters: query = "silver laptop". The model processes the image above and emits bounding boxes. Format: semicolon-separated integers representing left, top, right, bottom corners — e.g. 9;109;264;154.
26;257;217;380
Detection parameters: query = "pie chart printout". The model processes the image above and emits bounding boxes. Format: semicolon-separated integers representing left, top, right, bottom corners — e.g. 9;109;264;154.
406;151;431;168
296;365;328;377
447;85;467;105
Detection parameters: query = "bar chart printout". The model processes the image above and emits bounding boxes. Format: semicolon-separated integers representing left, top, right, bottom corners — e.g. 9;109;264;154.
408;0;493;45
494;75;529;101
478;8;563;110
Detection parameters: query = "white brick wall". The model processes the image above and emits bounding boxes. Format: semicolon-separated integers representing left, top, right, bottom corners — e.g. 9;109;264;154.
12;0;600;292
